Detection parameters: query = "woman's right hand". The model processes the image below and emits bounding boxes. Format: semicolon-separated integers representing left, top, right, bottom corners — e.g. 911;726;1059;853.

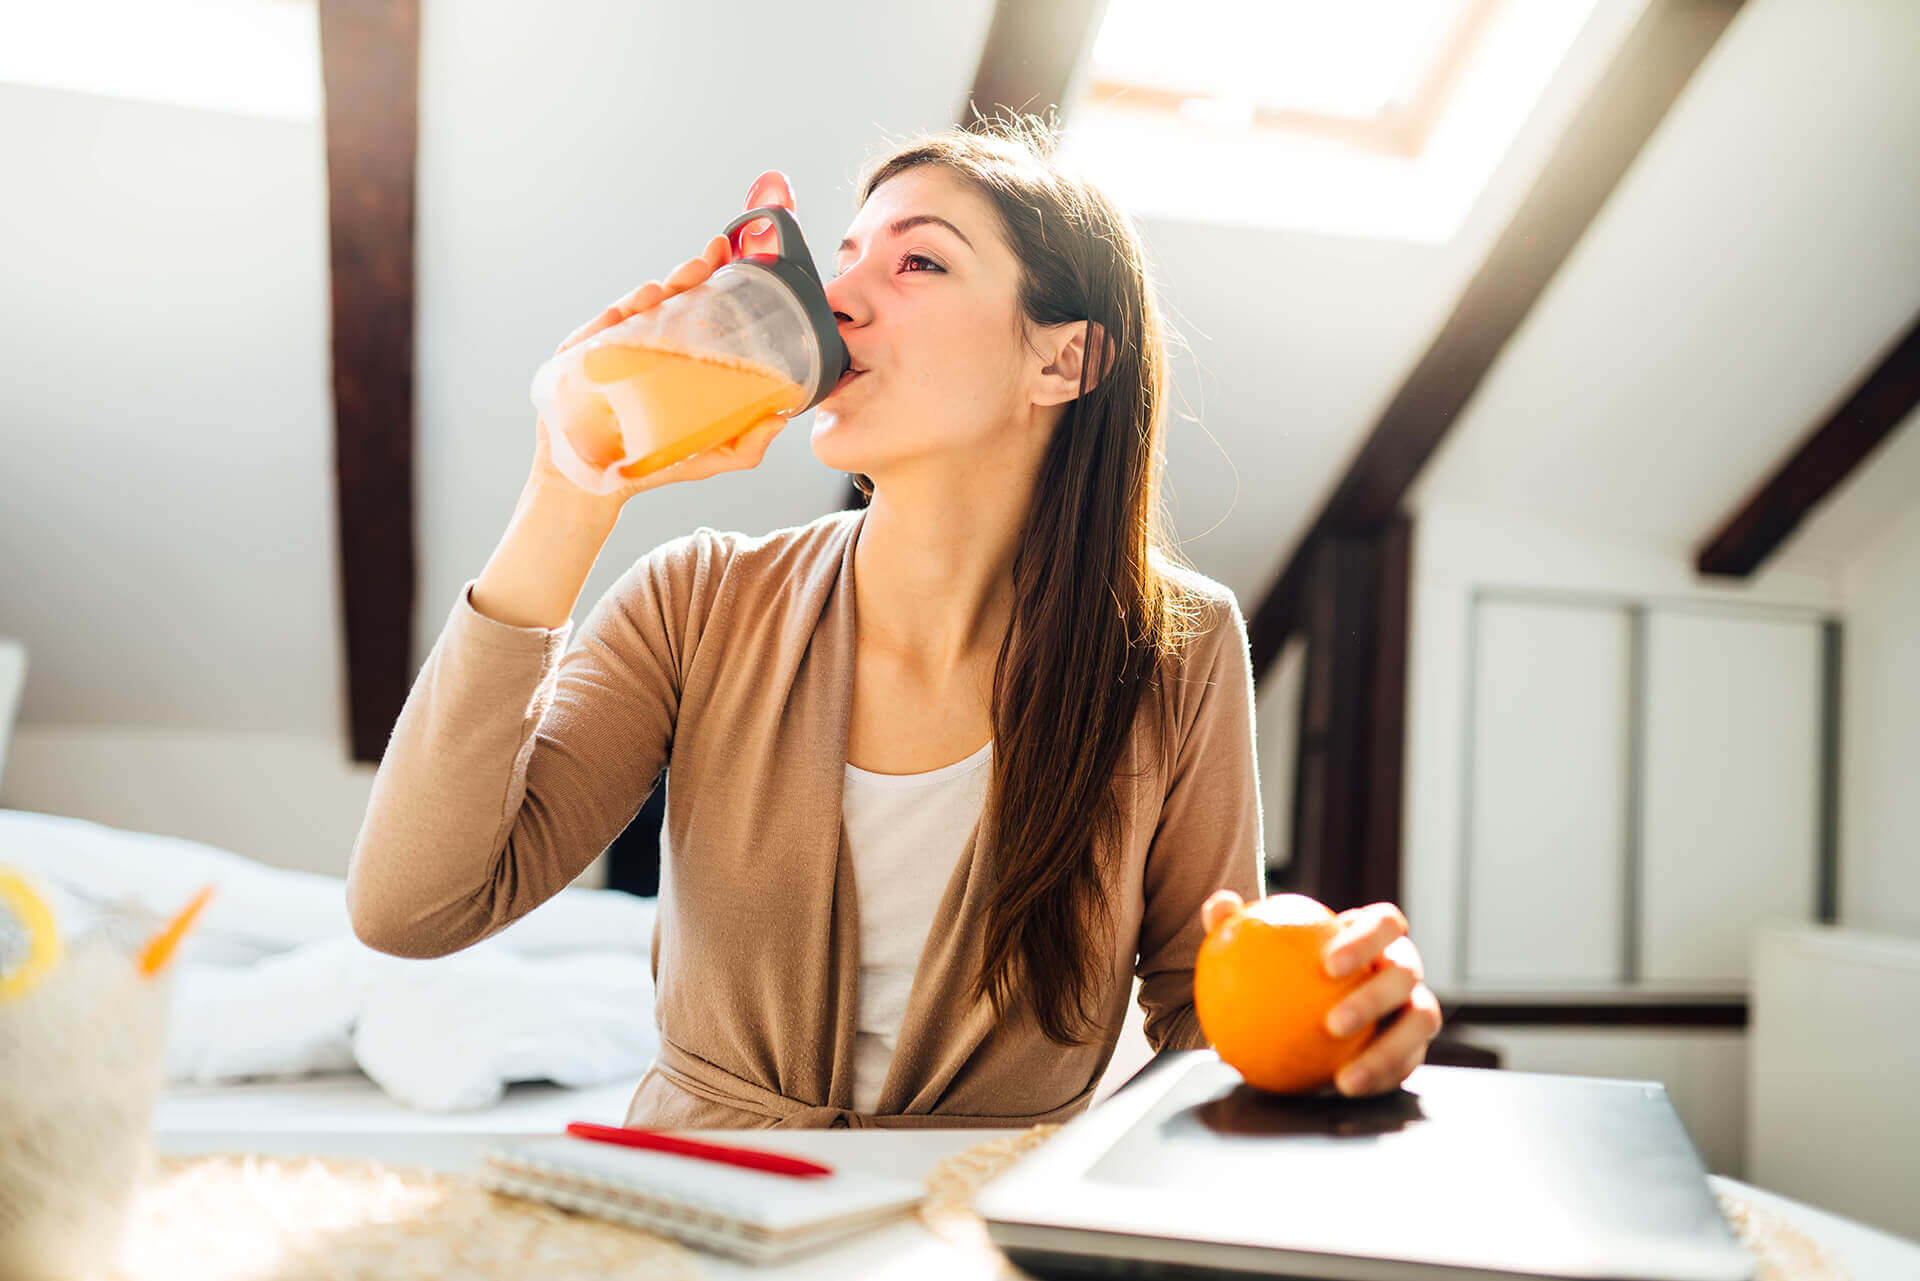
529;170;799;511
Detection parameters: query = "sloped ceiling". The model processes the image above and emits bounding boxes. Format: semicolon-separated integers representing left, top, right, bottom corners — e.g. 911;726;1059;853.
1141;0;1654;604
3;0;1913;741
1411;0;1920;569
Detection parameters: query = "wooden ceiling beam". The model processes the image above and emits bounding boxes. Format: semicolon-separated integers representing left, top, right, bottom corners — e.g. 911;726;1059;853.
1247;0;1745;679
1696;312;1920;577
319;0;421;763
963;0;1107;127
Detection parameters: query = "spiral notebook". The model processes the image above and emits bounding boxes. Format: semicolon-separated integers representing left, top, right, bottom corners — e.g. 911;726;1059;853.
476;1136;927;1262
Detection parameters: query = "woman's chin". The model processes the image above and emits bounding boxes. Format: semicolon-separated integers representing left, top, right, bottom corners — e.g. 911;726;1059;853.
808;410;874;475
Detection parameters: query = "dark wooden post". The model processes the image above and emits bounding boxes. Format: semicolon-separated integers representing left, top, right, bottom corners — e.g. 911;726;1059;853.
1280;518;1409;912
319;0;420;764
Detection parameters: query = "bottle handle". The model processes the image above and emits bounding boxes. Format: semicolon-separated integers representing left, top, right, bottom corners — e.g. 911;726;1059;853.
722;206;825;286
718;203;848;408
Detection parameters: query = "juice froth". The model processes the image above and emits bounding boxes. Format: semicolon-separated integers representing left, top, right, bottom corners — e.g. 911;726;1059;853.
552;341;807;483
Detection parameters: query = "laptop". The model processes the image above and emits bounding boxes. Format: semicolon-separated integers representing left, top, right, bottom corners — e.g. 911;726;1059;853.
974;1050;1753;1281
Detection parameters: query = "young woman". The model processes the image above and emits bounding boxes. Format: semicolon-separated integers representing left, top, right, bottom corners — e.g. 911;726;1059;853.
346;120;1442;1129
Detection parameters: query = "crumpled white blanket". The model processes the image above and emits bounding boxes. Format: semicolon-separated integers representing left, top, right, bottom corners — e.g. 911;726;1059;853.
167;934;659;1112
1;807;661;1112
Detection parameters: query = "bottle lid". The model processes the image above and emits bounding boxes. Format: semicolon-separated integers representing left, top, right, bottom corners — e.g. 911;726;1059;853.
721;205;851;409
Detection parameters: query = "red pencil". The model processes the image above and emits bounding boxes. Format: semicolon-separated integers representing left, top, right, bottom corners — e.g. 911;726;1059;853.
565;1122;834;1179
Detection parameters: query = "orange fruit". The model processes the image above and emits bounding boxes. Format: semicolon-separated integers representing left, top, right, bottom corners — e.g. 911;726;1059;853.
1194;893;1375;1094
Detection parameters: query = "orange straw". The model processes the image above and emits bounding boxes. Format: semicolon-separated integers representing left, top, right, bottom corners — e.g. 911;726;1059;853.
137;884;215;978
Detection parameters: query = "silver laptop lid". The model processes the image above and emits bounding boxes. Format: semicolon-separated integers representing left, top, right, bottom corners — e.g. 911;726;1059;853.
976;1052;1752;1281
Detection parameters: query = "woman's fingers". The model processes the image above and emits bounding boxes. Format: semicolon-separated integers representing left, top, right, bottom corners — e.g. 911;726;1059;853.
556;288;656;353
697;416;786;472
1323;902;1411;979
1333;983;1443;1097
1324;951;1419;1039
663;254;713;293
748;413;787;451
557;304;626;354
557;233;736;355
615;279;669;317
622;415;788;494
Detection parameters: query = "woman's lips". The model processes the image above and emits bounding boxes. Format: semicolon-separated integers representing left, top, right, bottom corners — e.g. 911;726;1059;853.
830;367;866;395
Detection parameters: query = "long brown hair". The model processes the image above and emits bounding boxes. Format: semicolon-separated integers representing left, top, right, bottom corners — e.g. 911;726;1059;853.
856;116;1199;1045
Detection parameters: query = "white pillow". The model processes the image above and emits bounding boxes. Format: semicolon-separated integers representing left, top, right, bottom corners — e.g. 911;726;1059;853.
0;639;24;790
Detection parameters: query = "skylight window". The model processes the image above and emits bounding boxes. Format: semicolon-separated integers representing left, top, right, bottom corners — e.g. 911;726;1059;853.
1084;0;1487;155
1062;0;1616;243
0;0;319;122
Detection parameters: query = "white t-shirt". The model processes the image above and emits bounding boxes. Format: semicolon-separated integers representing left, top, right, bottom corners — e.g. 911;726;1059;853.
841;739;993;1114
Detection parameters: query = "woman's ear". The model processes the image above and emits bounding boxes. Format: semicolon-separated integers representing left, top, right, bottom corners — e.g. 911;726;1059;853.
1033;319;1110;407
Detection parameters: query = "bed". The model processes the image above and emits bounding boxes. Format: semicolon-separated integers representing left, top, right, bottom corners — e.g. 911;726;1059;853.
2;805;664;1120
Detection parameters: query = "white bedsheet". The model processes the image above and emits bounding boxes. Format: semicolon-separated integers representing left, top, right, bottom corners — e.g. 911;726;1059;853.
155;1071;641;1135
2;807;663;1112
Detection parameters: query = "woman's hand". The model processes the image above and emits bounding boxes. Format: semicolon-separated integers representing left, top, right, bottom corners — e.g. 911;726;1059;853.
529;170;798;510
1200;891;1444;1098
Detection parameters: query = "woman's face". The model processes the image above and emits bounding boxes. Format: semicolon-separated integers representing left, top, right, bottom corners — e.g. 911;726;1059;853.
810;166;1039;480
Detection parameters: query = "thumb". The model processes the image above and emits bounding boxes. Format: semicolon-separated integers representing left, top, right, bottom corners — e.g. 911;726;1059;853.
739;170;796;256
1201;889;1245;934
747;169;794;211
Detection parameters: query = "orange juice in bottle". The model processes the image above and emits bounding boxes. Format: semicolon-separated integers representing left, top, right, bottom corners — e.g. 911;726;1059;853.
531;205;848;494
550;342;808;482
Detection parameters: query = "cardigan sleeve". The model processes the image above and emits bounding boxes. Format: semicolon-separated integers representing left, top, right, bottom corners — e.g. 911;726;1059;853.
1133;586;1267;1052
346;530;721;958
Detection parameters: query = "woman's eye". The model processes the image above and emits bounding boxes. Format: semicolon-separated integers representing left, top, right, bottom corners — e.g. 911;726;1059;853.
828;253;942;282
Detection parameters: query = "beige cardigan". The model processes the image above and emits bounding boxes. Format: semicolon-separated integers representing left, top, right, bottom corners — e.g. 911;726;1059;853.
346;508;1264;1129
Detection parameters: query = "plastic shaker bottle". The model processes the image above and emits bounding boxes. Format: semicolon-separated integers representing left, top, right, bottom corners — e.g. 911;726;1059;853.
530;205;851;494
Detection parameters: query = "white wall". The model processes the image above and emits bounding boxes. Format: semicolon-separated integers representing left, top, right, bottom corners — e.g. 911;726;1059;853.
1837;492;1920;937
0;77;369;876
0;81;334;733
0;0;995;873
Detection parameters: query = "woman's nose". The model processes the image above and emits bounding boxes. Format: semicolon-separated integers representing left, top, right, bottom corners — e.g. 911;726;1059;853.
823;272;869;328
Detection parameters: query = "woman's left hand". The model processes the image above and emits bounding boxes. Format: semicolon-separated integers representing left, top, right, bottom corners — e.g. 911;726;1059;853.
1201;891;1444;1098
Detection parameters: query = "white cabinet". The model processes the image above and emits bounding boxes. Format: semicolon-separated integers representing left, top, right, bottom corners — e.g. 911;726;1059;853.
1748;922;1920;1240
1461;595;1828;990
1463;600;1630;985
1640;613;1821;984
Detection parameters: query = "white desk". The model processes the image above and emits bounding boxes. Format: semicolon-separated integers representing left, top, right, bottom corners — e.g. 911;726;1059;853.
154;1127;1009;1281
152;1123;1920;1281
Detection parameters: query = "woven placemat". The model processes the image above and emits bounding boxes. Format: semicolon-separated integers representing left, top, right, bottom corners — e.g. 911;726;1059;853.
87;1152;700;1281
914;1127;1849;1281
1713;1188;1852;1281
917;1124;1062;1279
